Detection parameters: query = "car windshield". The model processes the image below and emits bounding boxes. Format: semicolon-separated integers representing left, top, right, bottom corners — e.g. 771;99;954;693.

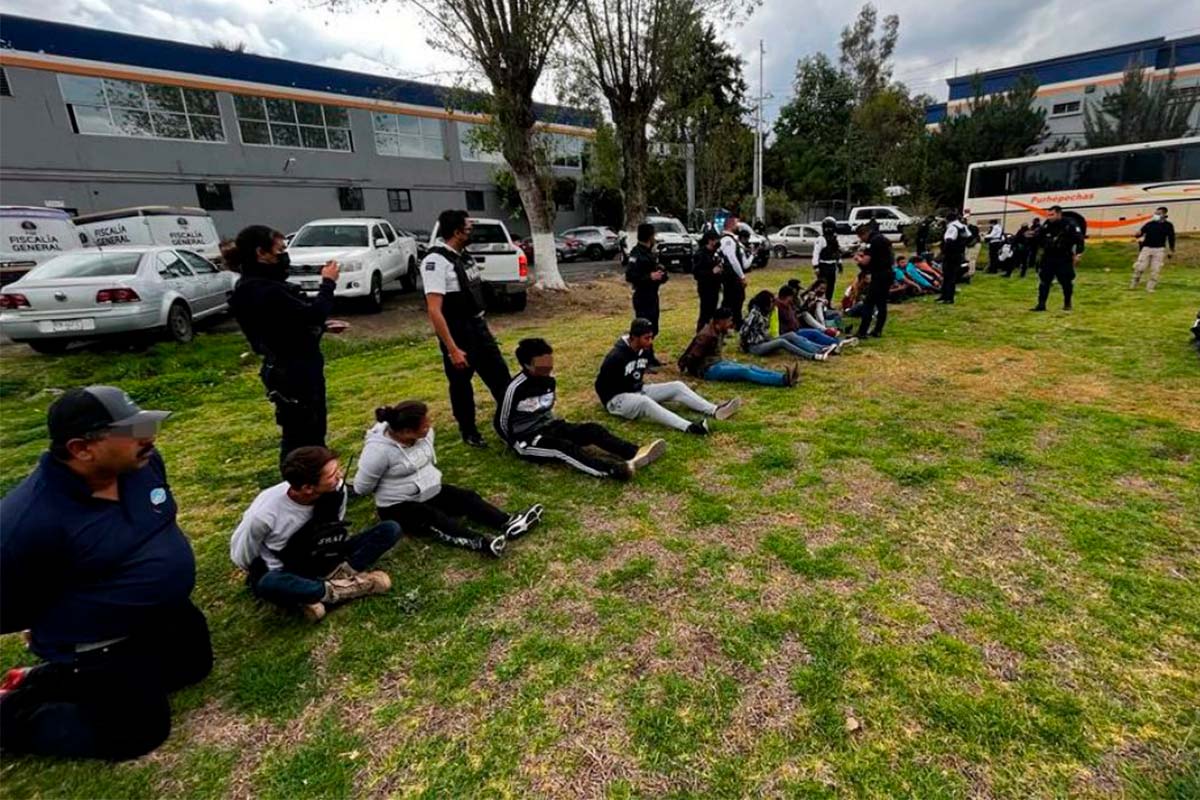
651;220;686;234
291;225;369;248
27;252;143;279
468;224;509;246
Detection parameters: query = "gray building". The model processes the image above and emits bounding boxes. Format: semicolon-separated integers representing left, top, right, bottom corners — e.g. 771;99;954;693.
0;14;594;238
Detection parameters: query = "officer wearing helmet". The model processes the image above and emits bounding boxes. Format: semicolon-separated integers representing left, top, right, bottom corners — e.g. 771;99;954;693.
812;217;843;300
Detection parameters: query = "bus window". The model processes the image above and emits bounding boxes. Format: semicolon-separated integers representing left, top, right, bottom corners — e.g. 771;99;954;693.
1175;144;1200;180
1017;159;1071;193
1072;155;1120;189
969;166;1011;198
1122;149;1167;183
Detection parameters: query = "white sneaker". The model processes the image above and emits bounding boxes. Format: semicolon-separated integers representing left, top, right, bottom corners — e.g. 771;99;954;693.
628;439;667;471
815;351;829;362
840;336;860;348
504;504;544;541
713;397;741;420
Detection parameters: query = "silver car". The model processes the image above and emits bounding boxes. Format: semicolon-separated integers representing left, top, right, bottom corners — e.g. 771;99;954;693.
0;246;236;354
559;226;620;260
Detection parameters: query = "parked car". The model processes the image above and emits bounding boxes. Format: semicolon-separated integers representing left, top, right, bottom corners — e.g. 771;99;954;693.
286;218;419;312
619;216;694;272
396;228;431;261
1;206;84;287
771;224;821;258
428;217;530;312
74;206;223;262
559;226;620;260
517;236;583;264
0;245;236;354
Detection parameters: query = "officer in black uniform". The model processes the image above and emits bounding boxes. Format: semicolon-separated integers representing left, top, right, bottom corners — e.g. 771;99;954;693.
1031;205;1085;312
228;225;348;466
424;209;513;448
692;230;723;332
624;222;668;366
812;217;843;301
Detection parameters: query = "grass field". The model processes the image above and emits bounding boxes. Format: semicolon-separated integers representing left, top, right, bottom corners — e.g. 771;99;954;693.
0;240;1197;799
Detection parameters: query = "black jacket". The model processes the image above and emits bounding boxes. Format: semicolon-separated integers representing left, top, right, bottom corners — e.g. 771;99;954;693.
494;372;558;444
1036;218;1085;265
595;335;648;406
230;262;335;382
625;243;667;293
1138;219;1175;250
692;247;722;286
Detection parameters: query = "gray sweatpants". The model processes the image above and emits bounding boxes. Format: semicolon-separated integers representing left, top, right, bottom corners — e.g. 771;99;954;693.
606;381;717;432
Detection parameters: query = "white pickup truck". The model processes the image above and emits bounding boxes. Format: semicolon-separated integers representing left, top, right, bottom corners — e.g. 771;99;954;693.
845;205;913;243
619;215;695;272
428;217;530;312
286;217;419;312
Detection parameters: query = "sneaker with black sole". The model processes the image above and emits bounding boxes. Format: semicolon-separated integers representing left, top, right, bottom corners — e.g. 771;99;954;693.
814;351;830;362
713;397;741;420
504;504;544;541
687;419;710;435
487;536;507;557
609;461;635;481
628;439;667;471
462;431;487;448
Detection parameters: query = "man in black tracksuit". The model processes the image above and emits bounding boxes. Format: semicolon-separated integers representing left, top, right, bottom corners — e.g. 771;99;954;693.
424;209;513;448
1031;205;1085;312
853;224;894;338
495;338;664;480
692;230;723;332
625;222;668;366
230;228;341;465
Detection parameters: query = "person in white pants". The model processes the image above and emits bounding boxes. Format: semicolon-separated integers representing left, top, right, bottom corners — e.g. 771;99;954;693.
595;318;740;435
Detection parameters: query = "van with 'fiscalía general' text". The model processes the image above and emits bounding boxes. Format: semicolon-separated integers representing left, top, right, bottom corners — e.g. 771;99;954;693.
74;206;222;262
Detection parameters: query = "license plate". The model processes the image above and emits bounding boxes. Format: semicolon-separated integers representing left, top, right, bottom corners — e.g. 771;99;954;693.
300;280;320;290
38;318;95;333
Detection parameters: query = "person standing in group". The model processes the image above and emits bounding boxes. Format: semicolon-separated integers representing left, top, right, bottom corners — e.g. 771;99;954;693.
1031;206;1085;312
937;211;971;305
0;387;212;760
423;209;513;448
692;230;724;332
853;222;894;338
1130;206;1175;293
1022;218;1042;278
812;216;843;301
624;222;668;367
717;213;749;328
962;211;982;282
228;226;349;466
985;219;1005;273
914;215;933;257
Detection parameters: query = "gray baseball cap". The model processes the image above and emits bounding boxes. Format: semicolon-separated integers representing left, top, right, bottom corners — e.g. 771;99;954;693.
48;385;171;443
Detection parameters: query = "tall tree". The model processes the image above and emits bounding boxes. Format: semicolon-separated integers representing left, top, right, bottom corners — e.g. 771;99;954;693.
838;2;899;105
1083;61;1199;147
328;0;581;289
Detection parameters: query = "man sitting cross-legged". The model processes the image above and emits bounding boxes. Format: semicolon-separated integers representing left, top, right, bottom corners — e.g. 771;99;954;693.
230;446;401;622
496;337;666;480
596;317;741;436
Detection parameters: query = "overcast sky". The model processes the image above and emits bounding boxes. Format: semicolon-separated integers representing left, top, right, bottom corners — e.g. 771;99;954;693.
3;0;1198;124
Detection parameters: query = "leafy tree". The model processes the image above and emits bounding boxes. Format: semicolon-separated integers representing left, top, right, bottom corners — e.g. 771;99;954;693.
851;84;930;200
579;121;624;226
839;2;899;104
1083;61;1199;147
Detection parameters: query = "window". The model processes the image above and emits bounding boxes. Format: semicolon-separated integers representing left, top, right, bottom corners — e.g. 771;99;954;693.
373;112;444;159
544;132;585;168
0;69;11;97
1176;144;1200;180
195;182;234;211
338;187;365;211
968;166;1012;198
58;75;224;142
1170;86;1200;101
1050;100;1082;116
870;208;898;220
293;224;368;247
458;122;504;163
387;188;412;213
371;224;387;245
156;251;192;279
178;250;217;274
234;94;352;151
467;222;508;246
554;177;576;211
1123;149;1167;183
1016;159;1071;193
381;223;396;243
465;190;486;211
1072;155;1120;189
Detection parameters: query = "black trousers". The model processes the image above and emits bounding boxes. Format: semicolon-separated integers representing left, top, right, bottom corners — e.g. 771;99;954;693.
0;601;212;761
816;262;839;303
696;282;721;332
856;281;890;338
632;289;661;334
1036;260;1075;308
441;316;512;438
939;252;963;303
1021;245;1038;278
512;419;638;479
379;484;508;552
986;242;1002;273
264;365;327;467
722;279;746;328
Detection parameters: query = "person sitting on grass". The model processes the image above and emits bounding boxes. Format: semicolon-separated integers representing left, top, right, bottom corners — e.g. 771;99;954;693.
496;337;667;480
797;278;845;331
908;255;942;289
841;272;869;317
743;290;834;363
230;446;400;622
354;401;543;558
596;318;741;436
897;255;935;293
776;285;853;354
890;260;924;300
679;307;798;387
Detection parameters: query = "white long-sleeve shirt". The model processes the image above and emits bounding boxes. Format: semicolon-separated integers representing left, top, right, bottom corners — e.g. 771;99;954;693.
718;233;745;278
812;234;838;266
986;223;1004;242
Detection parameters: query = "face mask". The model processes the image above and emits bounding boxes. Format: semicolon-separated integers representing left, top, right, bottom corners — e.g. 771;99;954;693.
275;252;291;270
1153;214;1163;222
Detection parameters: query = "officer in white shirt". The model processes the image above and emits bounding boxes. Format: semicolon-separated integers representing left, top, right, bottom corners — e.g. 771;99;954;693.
423;209;512;448
985;219;1005;273
717;214;748;327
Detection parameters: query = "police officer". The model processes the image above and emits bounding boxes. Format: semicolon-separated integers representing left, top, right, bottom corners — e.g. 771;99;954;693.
1031;205;1085;312
625;222;668;366
812;216;843;301
424;209;513;448
853;222;894;338
228;225;348;466
692;230;723;332
937;210;970;305
717;213;749;328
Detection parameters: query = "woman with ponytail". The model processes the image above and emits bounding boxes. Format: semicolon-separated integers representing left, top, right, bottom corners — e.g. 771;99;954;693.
353;401;544;558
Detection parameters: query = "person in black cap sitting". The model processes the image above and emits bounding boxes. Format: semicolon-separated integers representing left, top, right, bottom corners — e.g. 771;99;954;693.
0;386;212;761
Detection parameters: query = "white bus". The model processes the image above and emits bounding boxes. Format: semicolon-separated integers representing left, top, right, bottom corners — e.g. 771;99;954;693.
964;137;1199;237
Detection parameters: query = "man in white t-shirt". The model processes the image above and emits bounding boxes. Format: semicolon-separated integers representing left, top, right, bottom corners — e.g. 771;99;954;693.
230;446;400;622
423;209;513;449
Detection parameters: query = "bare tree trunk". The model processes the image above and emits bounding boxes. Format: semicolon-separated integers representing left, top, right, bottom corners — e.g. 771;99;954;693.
615;106;652;233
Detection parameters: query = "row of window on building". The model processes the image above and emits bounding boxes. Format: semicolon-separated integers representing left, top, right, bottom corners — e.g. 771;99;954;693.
193;181;488;213
47;73;585;167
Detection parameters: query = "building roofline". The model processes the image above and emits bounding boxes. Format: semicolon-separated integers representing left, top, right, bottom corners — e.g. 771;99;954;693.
947;37;1167;87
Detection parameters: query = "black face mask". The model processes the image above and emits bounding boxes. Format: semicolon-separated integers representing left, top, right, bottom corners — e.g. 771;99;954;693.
275;252;291;270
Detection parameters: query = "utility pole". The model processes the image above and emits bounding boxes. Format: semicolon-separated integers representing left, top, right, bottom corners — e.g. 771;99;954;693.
755;39;765;226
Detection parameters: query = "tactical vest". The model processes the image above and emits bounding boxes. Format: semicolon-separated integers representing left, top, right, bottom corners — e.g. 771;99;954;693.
430;245;487;319
818;229;840;263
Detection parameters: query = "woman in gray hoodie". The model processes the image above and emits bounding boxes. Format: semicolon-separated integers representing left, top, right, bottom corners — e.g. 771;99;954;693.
353;401;543;557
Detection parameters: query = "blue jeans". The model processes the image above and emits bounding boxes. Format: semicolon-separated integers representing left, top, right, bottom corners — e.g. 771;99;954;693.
250;521;402;606
778;332;825;355
703;360;788;386
748;338;817;360
793;328;839;346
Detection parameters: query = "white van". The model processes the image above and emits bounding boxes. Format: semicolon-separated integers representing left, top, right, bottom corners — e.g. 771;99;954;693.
0;206;83;287
74;207;222;261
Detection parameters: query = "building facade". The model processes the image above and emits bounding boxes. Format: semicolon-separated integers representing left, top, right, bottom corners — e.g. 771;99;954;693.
0;15;594;238
925;35;1200;150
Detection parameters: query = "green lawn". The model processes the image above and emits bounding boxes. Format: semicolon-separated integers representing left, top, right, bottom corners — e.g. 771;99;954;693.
0;241;1197;799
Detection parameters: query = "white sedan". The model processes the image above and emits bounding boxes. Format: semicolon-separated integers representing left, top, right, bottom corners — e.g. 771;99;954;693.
0;245;235;354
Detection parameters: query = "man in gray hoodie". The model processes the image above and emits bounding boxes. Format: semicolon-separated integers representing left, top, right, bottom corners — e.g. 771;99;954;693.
354;400;543;557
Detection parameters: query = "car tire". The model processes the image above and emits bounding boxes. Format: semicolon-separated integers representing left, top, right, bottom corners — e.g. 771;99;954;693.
400;258;418;292
364;272;384;313
507;291;528;312
586;244;603;261
166;302;194;343
27;339;72;355
773;245;788;259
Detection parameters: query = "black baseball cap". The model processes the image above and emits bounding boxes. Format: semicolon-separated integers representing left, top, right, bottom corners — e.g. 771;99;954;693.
630;317;655;337
48;386;171;444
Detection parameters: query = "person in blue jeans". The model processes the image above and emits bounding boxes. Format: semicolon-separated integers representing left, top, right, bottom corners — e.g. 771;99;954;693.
776;285;855;354
679;307;797;387
231;446;401;622
742;290;833;362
